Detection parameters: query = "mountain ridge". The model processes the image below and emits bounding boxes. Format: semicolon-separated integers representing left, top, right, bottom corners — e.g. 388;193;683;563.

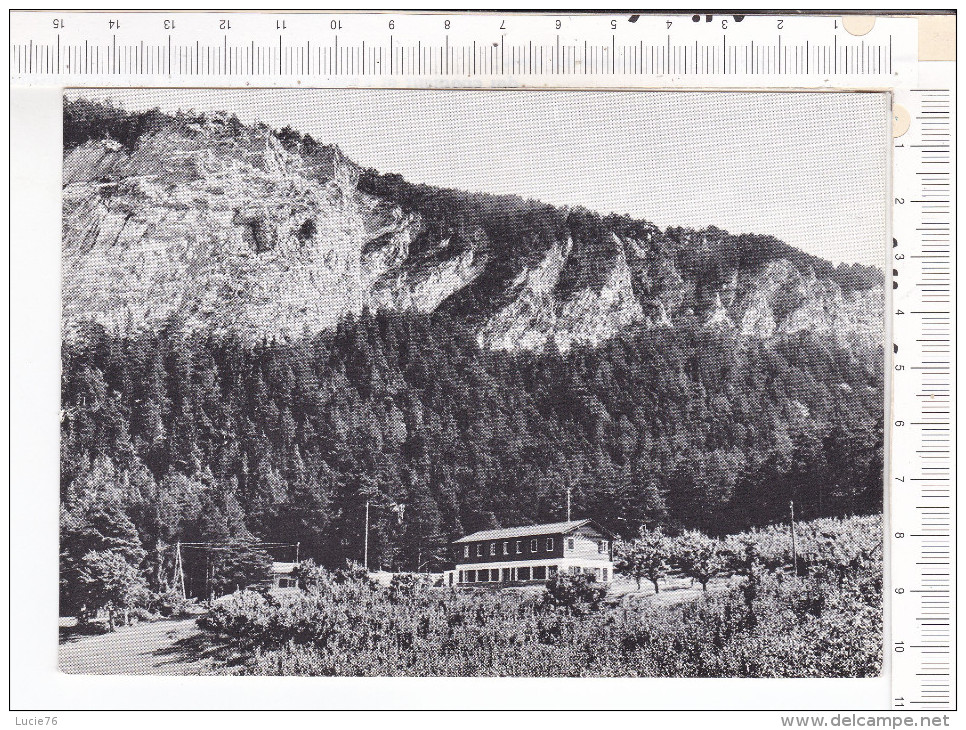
62;98;883;353
59;99;886;572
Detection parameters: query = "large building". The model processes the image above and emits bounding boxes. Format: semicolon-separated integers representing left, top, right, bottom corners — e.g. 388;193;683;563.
443;519;615;587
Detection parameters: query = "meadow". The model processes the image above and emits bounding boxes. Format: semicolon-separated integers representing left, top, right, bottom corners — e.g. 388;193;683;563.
197;515;882;677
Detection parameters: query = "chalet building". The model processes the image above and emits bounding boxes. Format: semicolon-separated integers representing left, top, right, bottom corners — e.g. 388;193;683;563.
443;519;615;587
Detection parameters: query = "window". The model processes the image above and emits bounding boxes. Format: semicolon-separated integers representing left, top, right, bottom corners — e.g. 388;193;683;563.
548;566;558;578
515;541;522;554
477;570;486;582
502;541;509;555
530;538;538;552
570;566;580;576
598;540;609;554
476;544;483;557
546;537;554;551
533;566;547;580
491;569;500;582
459;571;464;583
518;566;531;581
467;570;475;582
490;542;497;556
602;568;608;582
463;545;469;558
567;538;575;550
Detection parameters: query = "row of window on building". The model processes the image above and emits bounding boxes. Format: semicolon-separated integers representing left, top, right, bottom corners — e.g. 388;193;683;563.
462;537;609;558
459;565;609;584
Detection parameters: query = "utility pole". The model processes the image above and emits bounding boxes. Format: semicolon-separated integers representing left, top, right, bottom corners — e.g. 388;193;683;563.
173;541;186;600
363;500;370;571
567;485;571;522
789;499;797;579
295;542;300;564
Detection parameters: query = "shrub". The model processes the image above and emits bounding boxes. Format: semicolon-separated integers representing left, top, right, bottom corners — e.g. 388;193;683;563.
387;573;429;602
292;559;329;591
197;590;283;649
333;561;377;588
129;606;158;623
154;587;199;618
196;516;882;678
541;573;607;615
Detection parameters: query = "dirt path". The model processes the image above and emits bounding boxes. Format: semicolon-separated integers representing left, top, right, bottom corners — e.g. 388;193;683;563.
59;617;212;675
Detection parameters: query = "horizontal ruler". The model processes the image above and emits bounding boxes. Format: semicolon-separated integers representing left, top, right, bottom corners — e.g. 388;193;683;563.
10;11;917;85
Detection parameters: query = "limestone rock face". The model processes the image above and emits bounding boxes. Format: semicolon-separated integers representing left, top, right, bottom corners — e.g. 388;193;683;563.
62;125;480;342
62;117;883;353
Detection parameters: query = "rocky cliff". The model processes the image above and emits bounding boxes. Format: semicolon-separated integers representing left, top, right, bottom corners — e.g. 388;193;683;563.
62;105;883;352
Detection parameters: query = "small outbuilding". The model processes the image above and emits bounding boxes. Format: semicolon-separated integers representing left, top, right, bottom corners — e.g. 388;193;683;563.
270;562;299;590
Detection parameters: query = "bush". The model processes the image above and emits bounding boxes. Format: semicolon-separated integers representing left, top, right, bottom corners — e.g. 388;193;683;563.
292;559;329;591
196;516;882;678
333;561;376;588
387;573;429;602
154;587;199;618
540;573;607;615
128;606;158;623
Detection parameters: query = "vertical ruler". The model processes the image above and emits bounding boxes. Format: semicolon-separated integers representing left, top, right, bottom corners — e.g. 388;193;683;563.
891;63;956;710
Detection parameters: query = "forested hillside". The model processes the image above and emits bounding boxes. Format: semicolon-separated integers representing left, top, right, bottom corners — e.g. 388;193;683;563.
60;98;884;603
62;312;882;580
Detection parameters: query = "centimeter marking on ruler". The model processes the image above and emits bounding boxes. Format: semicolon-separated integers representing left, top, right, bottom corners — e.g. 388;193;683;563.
893;84;956;710
10;12;902;79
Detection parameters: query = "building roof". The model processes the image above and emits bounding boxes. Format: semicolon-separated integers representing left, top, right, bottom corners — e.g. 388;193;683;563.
271;562;298;574
452;519;612;544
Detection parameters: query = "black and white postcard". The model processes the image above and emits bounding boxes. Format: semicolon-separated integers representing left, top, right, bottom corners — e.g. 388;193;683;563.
57;88;888;680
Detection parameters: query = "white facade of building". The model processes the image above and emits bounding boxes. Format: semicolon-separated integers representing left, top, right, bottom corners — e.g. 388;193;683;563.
442;519;615;587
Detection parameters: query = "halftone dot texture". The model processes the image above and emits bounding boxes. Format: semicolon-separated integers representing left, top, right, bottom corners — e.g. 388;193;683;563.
59;618;207;675
60;88;886;676
68;88;889;266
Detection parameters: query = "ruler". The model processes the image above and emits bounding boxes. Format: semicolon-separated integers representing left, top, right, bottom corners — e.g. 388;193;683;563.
9;9;955;710
11;11;916;86
891;65;957;710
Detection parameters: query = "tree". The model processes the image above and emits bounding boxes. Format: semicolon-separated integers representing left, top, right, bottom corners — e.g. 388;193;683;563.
672;530;726;592
76;550;150;629
208;541;273;598
60;457;147;620
614;526;670;593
